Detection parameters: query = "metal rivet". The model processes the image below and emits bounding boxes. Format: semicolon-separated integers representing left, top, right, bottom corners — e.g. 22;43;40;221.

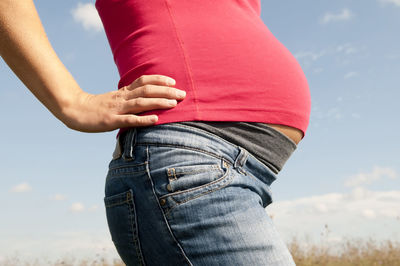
160;199;166;206
166;184;173;192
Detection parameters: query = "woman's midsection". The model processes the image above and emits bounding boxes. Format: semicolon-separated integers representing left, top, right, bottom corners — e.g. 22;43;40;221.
97;0;311;137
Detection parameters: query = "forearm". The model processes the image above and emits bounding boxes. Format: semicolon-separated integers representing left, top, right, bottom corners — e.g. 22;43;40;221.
0;0;186;132
0;0;83;122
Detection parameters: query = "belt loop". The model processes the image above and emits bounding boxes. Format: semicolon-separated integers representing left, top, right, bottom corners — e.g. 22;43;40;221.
234;146;249;175
122;128;137;161
129;128;137;159
112;135;123;160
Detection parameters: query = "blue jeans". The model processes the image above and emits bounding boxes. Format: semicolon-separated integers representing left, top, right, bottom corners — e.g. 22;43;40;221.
104;123;296;266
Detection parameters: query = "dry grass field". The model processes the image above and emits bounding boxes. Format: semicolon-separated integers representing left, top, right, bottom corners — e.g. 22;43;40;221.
289;238;400;266
2;237;400;265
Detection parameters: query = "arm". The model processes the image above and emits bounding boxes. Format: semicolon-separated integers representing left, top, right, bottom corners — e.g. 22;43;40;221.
0;0;186;132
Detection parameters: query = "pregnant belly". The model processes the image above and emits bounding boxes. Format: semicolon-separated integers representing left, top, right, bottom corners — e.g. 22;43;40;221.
267;124;303;145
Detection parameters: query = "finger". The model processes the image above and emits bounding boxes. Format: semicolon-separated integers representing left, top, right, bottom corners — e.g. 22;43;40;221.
124;84;186;101
130;74;176;89
121;97;178;114
113;114;158;128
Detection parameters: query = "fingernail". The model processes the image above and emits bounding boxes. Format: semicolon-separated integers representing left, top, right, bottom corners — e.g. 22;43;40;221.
167;78;176;86
176;90;186;98
150;116;158;122
168;99;177;105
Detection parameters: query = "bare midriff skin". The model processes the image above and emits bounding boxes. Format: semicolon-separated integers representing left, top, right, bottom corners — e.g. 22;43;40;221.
266;124;303;145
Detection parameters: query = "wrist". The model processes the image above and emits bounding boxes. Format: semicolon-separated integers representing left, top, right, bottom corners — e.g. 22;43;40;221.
56;88;90;130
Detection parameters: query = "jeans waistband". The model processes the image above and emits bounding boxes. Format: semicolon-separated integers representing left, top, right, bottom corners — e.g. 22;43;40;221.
114;123;278;184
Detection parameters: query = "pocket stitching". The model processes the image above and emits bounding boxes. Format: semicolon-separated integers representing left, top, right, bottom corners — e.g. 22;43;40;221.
108;161;148;171
160;160;230;200
145;143;227;164
104;190;146;265
127;196;146;266
167;164;222;177
107;169;147;179
164;164;234;216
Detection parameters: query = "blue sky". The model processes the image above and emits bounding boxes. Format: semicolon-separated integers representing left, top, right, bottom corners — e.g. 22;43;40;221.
1;0;399;262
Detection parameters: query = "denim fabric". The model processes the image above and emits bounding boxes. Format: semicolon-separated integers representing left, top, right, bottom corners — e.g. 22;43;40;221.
104;123;296;266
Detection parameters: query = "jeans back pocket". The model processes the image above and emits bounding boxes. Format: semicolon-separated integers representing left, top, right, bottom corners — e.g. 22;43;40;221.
104;189;146;266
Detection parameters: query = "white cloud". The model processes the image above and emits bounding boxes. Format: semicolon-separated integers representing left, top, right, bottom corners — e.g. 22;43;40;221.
345;166;397;187
348;186;370;200
362;209;376;219
321;8;354;24
51;194;66;201
326;107;342;120
314;203;329;213
344;71;358;79
0;231;119;263
10;182;32;193
71;3;103;32
381;209;400;218
70;202;85;212
267;188;400;243
295;43;361;68
310;103;343;122
379;0;400;7
294;50;327;69
336;43;359;55
88;205;99;212
294;50;326;61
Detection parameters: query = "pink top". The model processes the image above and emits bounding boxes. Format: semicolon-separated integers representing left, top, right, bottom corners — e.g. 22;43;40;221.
95;0;311;136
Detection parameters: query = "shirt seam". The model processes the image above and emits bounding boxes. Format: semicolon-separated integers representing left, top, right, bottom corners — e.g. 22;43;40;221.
164;0;200;117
